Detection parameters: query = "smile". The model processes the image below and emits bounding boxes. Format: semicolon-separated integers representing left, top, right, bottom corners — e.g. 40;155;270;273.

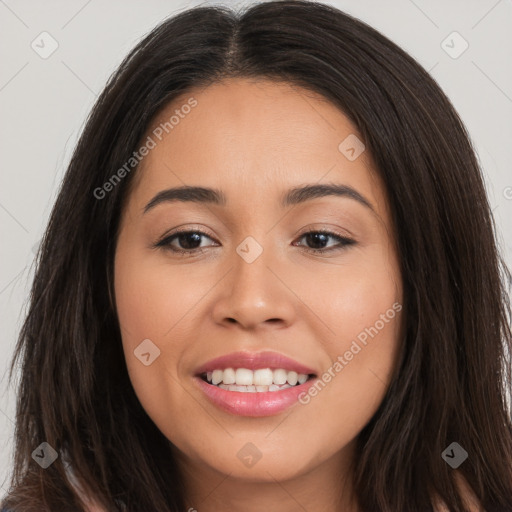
202;367;311;392
194;351;318;416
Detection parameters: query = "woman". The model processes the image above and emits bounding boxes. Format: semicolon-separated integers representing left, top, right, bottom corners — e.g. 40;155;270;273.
2;1;511;510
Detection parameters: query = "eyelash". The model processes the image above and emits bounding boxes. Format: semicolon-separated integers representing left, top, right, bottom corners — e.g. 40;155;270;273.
154;228;356;256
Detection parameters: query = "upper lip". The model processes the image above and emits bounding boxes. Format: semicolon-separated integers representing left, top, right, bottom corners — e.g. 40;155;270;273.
195;350;317;376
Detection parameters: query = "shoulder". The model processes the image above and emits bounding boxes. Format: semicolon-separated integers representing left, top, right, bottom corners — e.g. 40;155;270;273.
432;472;484;512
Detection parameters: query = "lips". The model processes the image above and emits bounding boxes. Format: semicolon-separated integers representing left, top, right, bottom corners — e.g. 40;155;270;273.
194;351;318;417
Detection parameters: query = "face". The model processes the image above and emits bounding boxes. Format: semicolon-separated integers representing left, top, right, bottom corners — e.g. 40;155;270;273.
114;78;403;487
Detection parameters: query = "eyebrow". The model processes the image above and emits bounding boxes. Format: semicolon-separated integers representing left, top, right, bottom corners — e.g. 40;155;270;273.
143;183;374;213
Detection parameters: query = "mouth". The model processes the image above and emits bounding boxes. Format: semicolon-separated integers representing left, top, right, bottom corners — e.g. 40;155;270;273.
198;367;315;392
193;351;318;416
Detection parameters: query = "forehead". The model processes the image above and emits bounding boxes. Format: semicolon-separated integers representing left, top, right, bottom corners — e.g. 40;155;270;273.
127;78;385;215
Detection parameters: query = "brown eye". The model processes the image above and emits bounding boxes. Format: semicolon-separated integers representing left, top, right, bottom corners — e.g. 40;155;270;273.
294;230;356;253
155;230;217;256
155;228;356;257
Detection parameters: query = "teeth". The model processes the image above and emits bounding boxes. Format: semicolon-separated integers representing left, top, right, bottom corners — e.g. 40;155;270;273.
254;368;273;386
287;371;298;386
273;369;287;385
212;369;223;385
217;383;292;392
223;368;236;385
204;367;310;390
298;373;308;384
235;368;253;386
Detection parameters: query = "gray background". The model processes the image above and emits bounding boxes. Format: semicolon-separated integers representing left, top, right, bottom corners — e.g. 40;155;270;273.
1;0;511;497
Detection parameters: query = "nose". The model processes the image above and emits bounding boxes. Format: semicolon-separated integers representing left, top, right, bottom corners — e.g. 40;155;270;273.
211;244;297;331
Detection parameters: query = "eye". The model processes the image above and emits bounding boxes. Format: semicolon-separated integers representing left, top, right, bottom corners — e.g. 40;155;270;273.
154;229;217;256
293;229;356;254
154;228;356;256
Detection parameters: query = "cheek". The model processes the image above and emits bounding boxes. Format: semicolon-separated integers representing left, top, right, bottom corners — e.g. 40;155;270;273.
298;306;402;448
299;243;402;352
114;243;200;346
113;239;216;436
296;246;402;430
113;240;179;410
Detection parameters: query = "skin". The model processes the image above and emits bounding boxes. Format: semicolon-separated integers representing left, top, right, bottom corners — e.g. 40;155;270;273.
114;78;404;511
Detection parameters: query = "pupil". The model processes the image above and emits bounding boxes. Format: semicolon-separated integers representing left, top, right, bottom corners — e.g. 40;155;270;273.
306;233;328;249
179;233;202;249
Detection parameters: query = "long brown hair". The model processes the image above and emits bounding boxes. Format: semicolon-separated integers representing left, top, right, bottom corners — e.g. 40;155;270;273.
2;1;512;510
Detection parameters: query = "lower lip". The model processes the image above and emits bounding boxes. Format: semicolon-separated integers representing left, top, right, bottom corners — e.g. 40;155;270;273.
195;377;317;417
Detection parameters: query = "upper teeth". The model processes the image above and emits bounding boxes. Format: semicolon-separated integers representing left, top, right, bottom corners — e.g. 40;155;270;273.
206;368;309;386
